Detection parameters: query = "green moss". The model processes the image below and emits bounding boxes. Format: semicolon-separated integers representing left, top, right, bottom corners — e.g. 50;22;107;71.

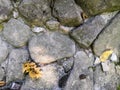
0;24;4;32
117;84;120;90
76;0;120;16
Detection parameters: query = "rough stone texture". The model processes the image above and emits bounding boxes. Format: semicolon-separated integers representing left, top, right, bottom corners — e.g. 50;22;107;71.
46;20;60;31
64;51;93;90
29;32;75;64
3;18;31;47
6;49;29;82
94;63;118;90
62;57;74;73
53;0;83;27
70;11;117;48
21;64;60;90
93;12;120;56
59;25;74;35
18;0;51;26
75;0;120;16
0;0;13;22
0;37;8;64
0;66;5;80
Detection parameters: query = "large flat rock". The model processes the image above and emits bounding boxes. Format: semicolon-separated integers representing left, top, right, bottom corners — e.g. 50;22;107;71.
6;49;29;82
70;12;117;48
75;0;120;16
18;0;51;26
64;51;93;90
53;0;82;26
94;63;118;90
29;32;75;64
3;18;31;47
93;12;120;56
21;64;60;90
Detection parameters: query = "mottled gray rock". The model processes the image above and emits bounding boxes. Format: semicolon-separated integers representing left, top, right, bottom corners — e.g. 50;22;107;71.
0;0;13;22
19;0;51;26
70;12;117;48
29;32;75;64
93;12;120;56
6;49;29;82
0;66;5;80
62;57;74;73
64;51;93;90
3;18;31;47
53;0;82;26
21;64;60;90
59;25;74;34
75;0;120;16
94;63;118;90
0;37;8;64
46;20;60;31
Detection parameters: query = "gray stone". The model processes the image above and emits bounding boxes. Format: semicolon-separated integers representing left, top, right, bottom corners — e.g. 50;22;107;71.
0;66;5;80
6;49;29;82
32;27;46;33
64;51;93;90
94;63;118;90
53;0;83;27
62;57;74;73
13;9;19;19
0;37;8;64
93;12;120;56
70;11;117;48
0;0;13;22
3;18;31;47
18;0;51;26
75;0;120;16
46;20;60;31
110;53;118;62
21;64;59;90
59;25;74;34
29;32;75;64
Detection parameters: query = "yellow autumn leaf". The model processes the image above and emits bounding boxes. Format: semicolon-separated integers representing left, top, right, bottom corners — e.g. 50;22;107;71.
0;81;5;86
23;61;42;79
100;49;113;62
29;67;42;79
22;61;36;73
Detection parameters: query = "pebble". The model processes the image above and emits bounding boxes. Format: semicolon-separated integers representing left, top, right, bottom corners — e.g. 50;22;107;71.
32;27;46;33
13;10;19;19
101;61;110;72
94;57;101;65
110;53;117;62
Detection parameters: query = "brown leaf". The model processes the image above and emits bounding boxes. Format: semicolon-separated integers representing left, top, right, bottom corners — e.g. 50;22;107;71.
0;81;5;86
81;12;88;20
23;61;36;73
23;61;42;79
29;67;42;79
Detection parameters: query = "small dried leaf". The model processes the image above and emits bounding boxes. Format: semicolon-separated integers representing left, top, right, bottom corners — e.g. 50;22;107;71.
81;12;88;20
29;67;42;79
100;50;113;62
23;61;36;73
23;61;42;79
0;81;5;86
